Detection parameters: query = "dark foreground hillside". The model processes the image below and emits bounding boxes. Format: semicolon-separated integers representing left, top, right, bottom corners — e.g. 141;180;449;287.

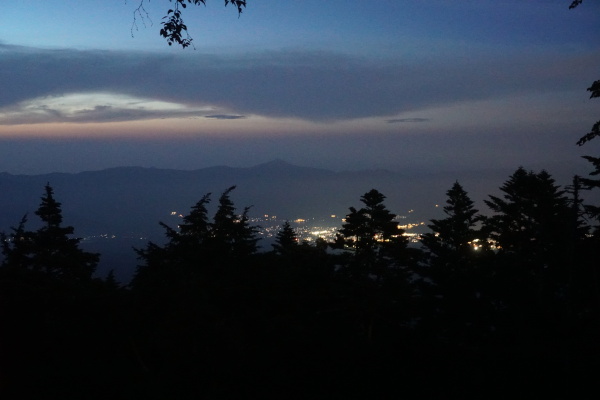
1;168;599;399
1;255;598;399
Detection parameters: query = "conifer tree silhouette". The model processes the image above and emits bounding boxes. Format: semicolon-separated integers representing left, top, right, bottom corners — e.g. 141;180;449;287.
133;186;259;289
485;168;571;269
420;181;493;341
335;189;408;280
421;181;487;269
484;168;573;319
208;186;258;261
272;221;299;256
1;184;98;281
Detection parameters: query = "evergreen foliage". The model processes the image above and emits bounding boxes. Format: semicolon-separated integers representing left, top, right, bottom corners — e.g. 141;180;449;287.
272;220;299;255
335;189;410;278
1;184;98;281
1;178;599;398
421;181;486;266
208;186;259;260
484;168;572;268
133;186;258;282
420;182;494;342
482;168;586;335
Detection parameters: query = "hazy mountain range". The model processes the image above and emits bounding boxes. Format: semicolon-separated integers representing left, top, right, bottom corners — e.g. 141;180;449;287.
0;160;516;281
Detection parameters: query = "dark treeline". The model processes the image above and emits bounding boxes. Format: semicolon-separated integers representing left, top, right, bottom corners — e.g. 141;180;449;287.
1;167;599;399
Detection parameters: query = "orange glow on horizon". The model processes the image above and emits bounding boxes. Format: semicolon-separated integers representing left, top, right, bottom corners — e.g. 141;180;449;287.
0;114;414;140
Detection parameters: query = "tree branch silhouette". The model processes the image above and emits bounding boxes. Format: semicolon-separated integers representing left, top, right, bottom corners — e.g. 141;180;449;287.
569;0;584;9
130;0;247;49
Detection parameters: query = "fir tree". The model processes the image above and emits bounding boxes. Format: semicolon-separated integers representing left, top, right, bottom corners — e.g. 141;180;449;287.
133;186;259;288
484;168;574;317
272;221;299;256
335;189;409;280
333;189;417;344
420;182;492;340
230;205;259;258
178;193;211;240
1;184;98;281
484;168;571;267
209;186;239;256
208;186;258;260
33;184;98;280
165;193;212;264
421;181;486;269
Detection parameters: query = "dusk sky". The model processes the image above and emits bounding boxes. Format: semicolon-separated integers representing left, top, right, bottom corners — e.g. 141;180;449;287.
0;0;598;183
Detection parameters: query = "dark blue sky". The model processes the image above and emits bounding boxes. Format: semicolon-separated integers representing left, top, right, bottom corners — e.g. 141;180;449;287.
0;0;598;183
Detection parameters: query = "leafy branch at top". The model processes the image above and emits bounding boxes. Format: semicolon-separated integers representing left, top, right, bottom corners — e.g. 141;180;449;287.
131;0;247;49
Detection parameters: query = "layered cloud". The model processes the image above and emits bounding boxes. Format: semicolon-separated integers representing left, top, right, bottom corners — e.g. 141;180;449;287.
205;114;247;120
0;43;598;125
0;92;219;124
